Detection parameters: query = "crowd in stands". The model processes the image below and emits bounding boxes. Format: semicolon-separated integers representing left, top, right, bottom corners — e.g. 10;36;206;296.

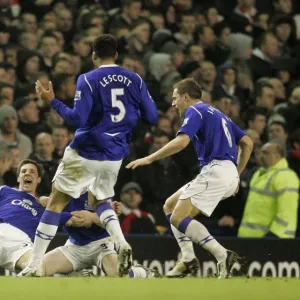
0;0;299;236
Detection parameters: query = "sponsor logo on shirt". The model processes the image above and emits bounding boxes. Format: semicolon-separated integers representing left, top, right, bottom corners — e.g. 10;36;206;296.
11;199;38;216
74;90;81;101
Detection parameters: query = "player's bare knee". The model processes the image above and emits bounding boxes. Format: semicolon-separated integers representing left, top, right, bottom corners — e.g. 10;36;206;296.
170;212;184;228
164;195;178;215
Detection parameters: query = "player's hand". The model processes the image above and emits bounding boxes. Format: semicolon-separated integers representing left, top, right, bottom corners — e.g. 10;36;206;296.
38;196;49;207
35;80;55;103
71;210;94;227
126;157;152;169
218;216;235;228
111;201;123;216
67;216;83;227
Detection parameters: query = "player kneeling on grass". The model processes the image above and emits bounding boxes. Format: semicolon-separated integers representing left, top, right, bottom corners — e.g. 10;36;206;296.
0;159;76;273
127;78;253;279
40;192;161;279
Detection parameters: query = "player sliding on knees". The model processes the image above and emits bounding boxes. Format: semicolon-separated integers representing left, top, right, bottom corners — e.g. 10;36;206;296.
0;159;83;273
127;78;253;279
18;34;157;277
40;193;161;279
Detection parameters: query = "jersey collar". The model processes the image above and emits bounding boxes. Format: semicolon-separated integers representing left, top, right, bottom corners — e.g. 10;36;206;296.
98;64;118;68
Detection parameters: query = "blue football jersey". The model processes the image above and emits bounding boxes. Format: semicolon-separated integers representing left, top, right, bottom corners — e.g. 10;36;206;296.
63;193;109;246
178;103;246;170
0;186;45;241
51;65;158;161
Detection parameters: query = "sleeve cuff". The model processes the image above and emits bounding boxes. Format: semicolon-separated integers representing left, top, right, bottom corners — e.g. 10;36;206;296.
60;212;72;225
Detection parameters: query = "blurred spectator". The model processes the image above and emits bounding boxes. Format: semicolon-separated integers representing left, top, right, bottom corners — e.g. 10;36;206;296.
287;129;300;178
39;32;60;69
270;77;286;105
273;0;293;16
56;8;74;44
249;32;279;81
272;15;294;58
119;182;157;234
0;105;32;160
211;93;231;116
5;44;19;67
133;130;185;224
38;108;64;134
52;126;70;161
110;0;142;28
231;0;257;35
52;73;76;108
255;81;275;113
14;97;40;142
18;32;38;51
0;143;12;186
0;83;13;105
214;65;246;104
277;86;300;134
16;49;42;88
20;13;37;33
268;121;288;145
247;108;267;137
186;44;205;64
196;60;216;92
156;115;172;136
174;11;196;46
238;139;299;238
2;145;20;187
29;132;58;195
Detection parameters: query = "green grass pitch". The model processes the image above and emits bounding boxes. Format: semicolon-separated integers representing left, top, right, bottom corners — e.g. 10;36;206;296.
0;277;299;300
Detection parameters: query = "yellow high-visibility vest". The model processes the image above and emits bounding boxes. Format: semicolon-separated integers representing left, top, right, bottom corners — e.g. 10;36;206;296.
238;158;299;238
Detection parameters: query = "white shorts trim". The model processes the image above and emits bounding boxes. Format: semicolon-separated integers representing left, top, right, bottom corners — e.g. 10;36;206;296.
179;160;239;216
57;237;116;271
0;223;33;272
53;147;122;199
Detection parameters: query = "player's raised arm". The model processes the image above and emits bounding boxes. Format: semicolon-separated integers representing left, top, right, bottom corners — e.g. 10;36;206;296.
36;74;93;128
138;76;158;125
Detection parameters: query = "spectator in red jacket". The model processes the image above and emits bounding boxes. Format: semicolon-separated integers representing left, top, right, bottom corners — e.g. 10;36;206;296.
119;182;157;235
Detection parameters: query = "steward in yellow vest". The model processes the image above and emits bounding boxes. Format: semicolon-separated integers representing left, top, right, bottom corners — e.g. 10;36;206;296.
238;140;299;238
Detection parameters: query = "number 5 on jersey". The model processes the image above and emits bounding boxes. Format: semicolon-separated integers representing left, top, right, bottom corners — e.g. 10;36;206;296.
111;88;126;123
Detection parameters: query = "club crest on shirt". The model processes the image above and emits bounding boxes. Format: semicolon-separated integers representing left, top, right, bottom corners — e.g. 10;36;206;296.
74;91;81;101
182;118;189;127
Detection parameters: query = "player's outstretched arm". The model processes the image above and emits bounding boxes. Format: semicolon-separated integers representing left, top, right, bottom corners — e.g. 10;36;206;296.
126;133;190;169
237;135;253;175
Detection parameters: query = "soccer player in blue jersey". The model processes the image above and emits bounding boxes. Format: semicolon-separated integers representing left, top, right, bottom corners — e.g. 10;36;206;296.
19;34;158;277
40;192;161;279
0;159;77;272
127;78;253;279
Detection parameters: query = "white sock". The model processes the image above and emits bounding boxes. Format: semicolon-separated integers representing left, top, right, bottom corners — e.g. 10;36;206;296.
29;223;58;267
185;220;227;262
171;225;196;262
129;266;147;278
99;209;126;245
